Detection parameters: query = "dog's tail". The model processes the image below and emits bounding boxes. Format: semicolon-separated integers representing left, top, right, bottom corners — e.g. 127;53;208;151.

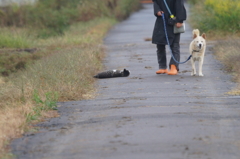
192;29;200;38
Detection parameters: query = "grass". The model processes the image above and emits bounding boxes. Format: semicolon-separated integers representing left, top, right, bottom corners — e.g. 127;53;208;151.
188;0;240;95
188;0;240;35
0;0;142;37
0;0;142;76
0;29;32;48
0;17;117;158
213;38;240;95
0;19;111;76
0;27;39;76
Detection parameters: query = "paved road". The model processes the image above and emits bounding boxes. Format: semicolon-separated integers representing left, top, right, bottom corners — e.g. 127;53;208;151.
11;3;240;159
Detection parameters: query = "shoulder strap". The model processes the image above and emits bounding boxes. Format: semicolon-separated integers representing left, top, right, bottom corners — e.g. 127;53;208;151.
163;0;175;18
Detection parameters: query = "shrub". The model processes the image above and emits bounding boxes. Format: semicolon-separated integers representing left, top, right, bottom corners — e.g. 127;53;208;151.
0;0;142;38
189;0;240;34
114;0;142;20
204;0;240;33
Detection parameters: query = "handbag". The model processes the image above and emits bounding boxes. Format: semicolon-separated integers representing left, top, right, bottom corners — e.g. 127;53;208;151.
174;23;185;34
163;0;185;34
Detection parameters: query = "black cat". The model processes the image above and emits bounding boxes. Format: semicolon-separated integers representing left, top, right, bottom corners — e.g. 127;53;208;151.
94;68;130;79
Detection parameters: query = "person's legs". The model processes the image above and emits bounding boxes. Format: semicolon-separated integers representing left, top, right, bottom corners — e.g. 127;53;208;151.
168;34;180;75
156;44;168;74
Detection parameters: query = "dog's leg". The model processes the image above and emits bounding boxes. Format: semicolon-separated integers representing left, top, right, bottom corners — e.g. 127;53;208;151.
191;58;196;76
199;58;204;76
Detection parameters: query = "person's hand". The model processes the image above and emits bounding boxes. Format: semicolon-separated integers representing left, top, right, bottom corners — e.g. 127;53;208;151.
157;11;164;16
176;23;183;28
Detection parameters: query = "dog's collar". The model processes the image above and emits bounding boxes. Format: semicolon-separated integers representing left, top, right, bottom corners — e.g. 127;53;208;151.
192;50;200;53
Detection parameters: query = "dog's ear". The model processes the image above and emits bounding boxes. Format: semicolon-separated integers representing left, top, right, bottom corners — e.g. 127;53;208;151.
202;33;206;39
193;33;197;39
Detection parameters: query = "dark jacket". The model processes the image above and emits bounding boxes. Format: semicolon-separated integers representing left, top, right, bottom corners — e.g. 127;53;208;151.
152;0;186;45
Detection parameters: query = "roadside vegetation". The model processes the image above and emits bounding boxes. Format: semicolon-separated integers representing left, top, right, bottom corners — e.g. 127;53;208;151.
188;0;240;94
0;0;141;158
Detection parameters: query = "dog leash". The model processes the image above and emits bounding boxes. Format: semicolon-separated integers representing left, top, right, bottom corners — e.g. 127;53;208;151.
163;0;175;19
162;13;192;64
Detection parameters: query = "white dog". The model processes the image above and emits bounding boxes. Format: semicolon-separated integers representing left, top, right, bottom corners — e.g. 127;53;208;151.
189;29;206;76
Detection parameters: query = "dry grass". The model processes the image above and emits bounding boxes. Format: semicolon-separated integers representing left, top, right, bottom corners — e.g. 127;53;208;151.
214;38;240;95
0;102;31;157
0;17;116;158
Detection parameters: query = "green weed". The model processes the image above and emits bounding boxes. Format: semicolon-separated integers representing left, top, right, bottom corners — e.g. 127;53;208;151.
33;91;58;110
26;90;58;122
0;30;32;48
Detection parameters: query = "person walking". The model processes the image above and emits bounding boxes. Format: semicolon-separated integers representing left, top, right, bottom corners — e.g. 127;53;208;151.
152;0;186;75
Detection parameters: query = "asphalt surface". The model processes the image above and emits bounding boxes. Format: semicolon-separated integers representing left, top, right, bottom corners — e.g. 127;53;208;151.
11;3;240;159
